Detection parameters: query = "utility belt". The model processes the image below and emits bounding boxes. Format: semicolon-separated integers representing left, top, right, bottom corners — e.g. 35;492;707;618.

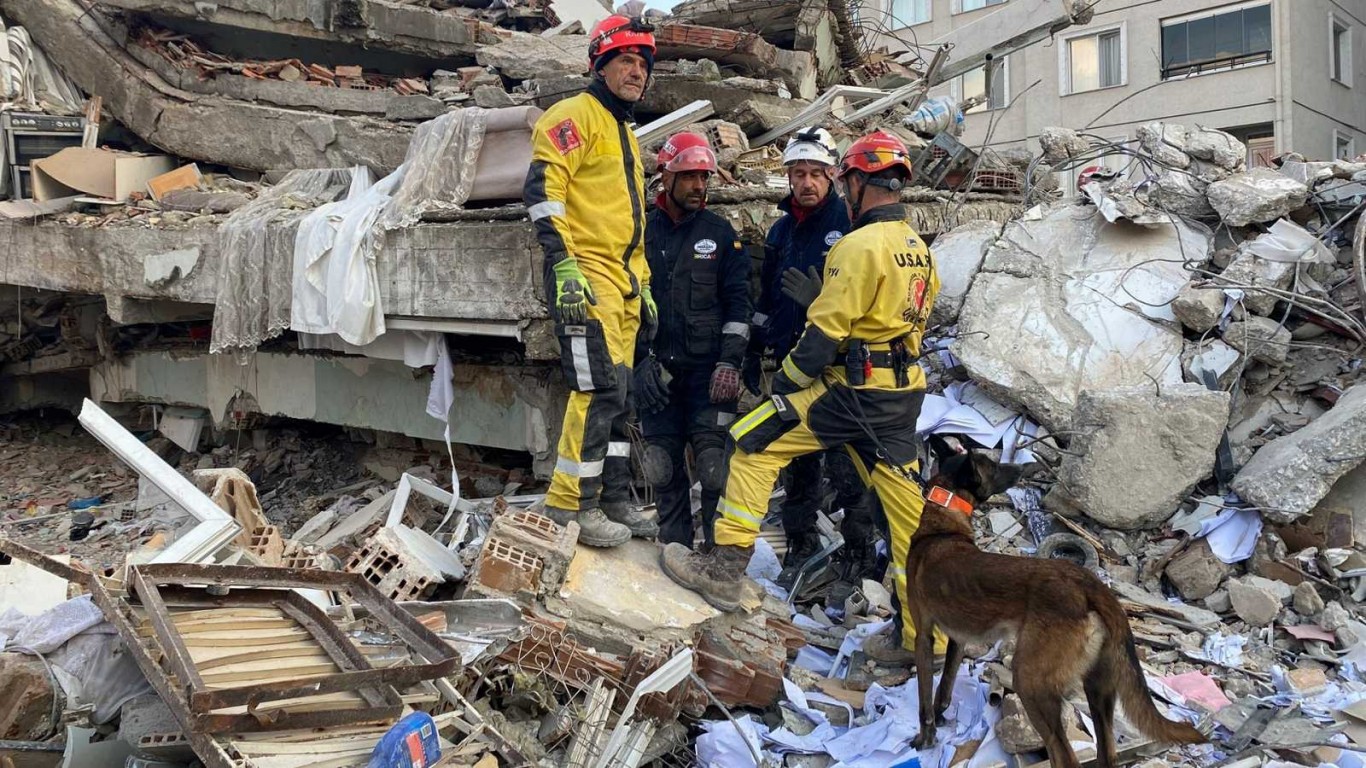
842;337;915;388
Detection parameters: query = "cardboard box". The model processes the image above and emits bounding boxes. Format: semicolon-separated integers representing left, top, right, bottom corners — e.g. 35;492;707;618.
31;148;175;202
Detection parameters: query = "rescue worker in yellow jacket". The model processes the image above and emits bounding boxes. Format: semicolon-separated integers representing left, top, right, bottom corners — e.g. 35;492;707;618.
661;129;948;658
523;15;660;547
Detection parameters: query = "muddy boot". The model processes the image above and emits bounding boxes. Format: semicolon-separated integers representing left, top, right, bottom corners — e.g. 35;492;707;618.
776;530;823;590
601;501;659;539
544;506;631;548
660;543;753;612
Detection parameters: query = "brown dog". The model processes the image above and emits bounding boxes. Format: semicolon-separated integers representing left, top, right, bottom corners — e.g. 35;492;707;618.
905;447;1205;768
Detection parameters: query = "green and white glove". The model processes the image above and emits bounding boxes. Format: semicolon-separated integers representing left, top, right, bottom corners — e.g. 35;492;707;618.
552;258;596;324
640;285;659;342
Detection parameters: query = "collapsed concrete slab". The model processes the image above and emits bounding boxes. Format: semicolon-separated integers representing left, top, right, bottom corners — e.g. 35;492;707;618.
90;349;564;473
2;0;414;173
1231;384;1366;523
1045;384;1230;530
654;23;816;100
928;219;997;326
95;0;495;60
475;31;588;80
953;204;1212;431
1215;249;1295;316
669;0;840;88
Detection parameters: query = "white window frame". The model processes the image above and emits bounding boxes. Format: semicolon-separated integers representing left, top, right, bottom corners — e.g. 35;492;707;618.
1334;130;1356;161
1059;22;1128;95
888;0;931;28
952;55;1010;112
952;0;1007;15
1331;15;1353;87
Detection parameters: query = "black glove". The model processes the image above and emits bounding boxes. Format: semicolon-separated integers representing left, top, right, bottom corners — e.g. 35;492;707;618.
742;355;763;396
633;355;670;415
781;266;823;308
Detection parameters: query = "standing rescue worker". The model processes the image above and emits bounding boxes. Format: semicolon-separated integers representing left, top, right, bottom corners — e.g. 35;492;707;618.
661;130;947;661
744;127;876;588
635;132;751;549
523;15;659;547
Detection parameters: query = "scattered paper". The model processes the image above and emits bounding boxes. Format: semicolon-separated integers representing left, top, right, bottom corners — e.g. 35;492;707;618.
1285;624;1338;643
1159;671;1232;712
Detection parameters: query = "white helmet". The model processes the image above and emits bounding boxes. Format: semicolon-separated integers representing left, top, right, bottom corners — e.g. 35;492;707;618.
783;127;838;167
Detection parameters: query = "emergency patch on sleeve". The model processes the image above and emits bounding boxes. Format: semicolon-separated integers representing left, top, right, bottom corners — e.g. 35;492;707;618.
547;118;583;155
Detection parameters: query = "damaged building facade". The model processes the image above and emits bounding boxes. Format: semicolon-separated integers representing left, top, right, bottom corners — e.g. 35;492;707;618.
874;0;1366;186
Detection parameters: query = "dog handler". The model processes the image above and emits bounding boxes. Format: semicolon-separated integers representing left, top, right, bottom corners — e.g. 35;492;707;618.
661;129;947;657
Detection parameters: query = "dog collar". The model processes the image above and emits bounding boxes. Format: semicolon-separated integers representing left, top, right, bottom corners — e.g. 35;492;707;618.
927;485;974;516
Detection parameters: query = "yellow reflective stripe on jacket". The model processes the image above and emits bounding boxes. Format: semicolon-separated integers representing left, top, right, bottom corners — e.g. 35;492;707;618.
729;400;776;441
524;91;650;298
781;354;816;387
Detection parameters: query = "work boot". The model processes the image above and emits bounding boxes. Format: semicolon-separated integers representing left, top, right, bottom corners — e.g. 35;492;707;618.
601;501;659;539
862;631;917;665
544;505;631;548
862;632;947;670
660;543;753;612
776;530;824;590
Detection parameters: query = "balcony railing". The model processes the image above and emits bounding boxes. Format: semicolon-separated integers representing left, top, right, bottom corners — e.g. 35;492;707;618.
1161;50;1273;80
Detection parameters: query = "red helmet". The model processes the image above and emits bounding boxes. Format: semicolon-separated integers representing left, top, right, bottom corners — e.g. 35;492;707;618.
657;132;717;173
838;130;914;181
588;15;656;64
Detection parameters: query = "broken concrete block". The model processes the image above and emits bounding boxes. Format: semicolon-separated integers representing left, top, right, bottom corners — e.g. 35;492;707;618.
1232;384;1366;523
385;95;449;121
1172;282;1226;332
0;653;57;740
1165;539;1232;600
1039;126;1091;164
1183;128;1248;171
1182;340;1242;390
1223;316;1291;366
1285;666;1328;696
1320;601;1351;632
1227;576;1283;625
1243;574;1294;604
1204;589;1232;613
1045;384;1229;530
1216;248;1296;316
343;526;446;601
953;205;1209;431
1136;123;1245;218
1207;168;1310;227
996;712;1044;754
473;85;520;109
1294;582;1326;617
476;31;589;80
928;219;997;326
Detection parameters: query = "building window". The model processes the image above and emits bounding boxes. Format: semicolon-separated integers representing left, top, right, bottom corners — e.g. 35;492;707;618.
1336;131;1357;160
956;56;1008;112
890;0;930;27
1332;17;1353;86
1161;1;1272;79
954;0;1006;14
1062;26;1125;94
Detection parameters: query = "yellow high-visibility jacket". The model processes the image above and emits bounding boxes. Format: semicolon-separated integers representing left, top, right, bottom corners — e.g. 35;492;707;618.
781;203;939;390
523;87;650;299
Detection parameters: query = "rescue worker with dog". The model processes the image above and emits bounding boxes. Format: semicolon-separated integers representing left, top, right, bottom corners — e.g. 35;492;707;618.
746;127;879;592
634;132;751;549
662;129;948;661
523;15;659;547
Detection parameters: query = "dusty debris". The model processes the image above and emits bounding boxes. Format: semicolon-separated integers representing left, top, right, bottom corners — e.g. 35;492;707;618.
1207;168;1311;227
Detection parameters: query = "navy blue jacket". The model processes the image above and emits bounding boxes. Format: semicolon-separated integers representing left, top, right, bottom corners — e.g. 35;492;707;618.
753;191;851;359
644;203;752;371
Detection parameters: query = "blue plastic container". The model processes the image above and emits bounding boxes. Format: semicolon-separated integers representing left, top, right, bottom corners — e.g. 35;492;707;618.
366;712;442;768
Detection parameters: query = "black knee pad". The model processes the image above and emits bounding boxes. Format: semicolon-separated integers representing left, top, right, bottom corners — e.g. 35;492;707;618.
641;442;674;488
696;446;726;493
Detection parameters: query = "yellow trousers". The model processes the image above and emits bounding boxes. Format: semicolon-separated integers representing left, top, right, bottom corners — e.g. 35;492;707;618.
546;278;641;511
715;369;946;653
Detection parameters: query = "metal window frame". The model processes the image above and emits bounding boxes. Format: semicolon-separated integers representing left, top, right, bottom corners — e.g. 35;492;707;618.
1159;1;1273;79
